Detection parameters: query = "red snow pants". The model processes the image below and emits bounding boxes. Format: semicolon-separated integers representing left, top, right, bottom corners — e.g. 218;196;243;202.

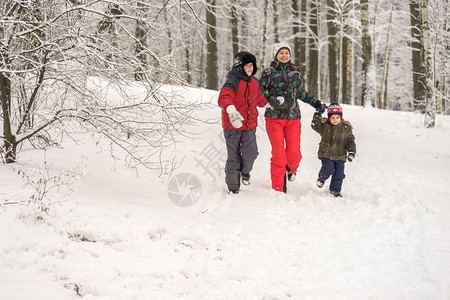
265;118;302;192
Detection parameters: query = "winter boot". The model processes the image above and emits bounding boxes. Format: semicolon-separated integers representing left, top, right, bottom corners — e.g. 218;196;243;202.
287;171;297;182
228;189;239;194
330;191;342;197
316;178;325;188
283;166;290;193
241;173;251;186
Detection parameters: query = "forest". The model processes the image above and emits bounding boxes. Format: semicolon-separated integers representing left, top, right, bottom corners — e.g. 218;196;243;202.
1;0;449;165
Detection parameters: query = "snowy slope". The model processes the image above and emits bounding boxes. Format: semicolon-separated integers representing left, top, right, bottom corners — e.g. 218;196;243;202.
1;87;450;300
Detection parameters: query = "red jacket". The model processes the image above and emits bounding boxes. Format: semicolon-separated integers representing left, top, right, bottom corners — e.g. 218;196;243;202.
218;68;268;130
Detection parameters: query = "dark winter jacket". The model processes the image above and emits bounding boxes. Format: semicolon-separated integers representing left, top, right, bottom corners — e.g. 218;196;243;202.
218;67;268;130
311;112;356;161
259;61;320;119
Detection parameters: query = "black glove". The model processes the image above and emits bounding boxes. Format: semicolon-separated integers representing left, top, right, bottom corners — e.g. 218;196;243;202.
318;103;327;115
314;101;327;115
348;152;355;162
267;94;280;108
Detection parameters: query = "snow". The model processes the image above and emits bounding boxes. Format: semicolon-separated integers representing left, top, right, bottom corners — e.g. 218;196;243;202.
1;87;450;299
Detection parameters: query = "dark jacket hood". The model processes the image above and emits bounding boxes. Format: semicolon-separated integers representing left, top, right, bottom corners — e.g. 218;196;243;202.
222;67;253;92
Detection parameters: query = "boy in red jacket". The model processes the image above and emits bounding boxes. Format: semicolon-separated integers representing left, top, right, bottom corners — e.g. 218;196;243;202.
218;51;282;194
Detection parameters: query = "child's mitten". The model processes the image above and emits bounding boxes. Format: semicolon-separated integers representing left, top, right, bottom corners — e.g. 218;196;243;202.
226;105;244;128
348;152;355;162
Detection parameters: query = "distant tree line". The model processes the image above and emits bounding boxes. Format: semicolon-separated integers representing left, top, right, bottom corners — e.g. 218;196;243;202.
1;0;448;163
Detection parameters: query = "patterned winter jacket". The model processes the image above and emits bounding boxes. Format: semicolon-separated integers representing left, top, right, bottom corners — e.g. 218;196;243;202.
311;112;356;161
218;67;268;130
259;60;320;119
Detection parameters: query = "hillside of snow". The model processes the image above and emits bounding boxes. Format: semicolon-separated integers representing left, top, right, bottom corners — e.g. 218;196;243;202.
1;87;450;299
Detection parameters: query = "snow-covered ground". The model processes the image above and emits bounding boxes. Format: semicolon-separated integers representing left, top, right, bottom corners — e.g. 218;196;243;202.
1;87;450;299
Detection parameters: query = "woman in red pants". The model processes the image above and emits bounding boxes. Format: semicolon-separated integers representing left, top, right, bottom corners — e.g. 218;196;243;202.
259;43;326;193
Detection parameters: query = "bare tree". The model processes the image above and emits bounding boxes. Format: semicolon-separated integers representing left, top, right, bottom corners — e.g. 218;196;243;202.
230;0;239;55
327;0;338;102
430;0;449;115
410;0;426;112
378;0;394;109
360;0;376;107
273;0;280;43
176;1;205;86
0;0;206;167
260;0;270;70
340;0;354;104
440;1;449;114
308;0;319;96
134;2;148;81
421;0;435;127
292;0;301;69
292;0;308;72
205;0;218;90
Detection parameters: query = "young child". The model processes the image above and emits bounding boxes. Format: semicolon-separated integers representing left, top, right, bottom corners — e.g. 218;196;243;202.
218;51;282;194
311;103;356;197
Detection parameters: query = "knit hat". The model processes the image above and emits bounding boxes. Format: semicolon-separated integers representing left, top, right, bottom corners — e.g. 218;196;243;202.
272;42;292;60
327;103;343;120
233;51;257;76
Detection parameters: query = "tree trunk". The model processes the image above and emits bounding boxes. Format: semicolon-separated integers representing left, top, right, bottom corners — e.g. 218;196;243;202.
341;35;349;104
135;3;148;81
340;0;353;105
444;4;449;114
164;6;172;55
231;0;239;55
186;45;192;85
378;0;394;109
205;0;218;90
293;0;307;72
327;0;338;102
260;0;269;69
360;0;376;107
410;0;425;112
383;58;389;108
421;0;435;127
308;0;319;96
292;0;301;67
437;9;448;114
98;4;121;65
0;70;16;163
273;0;279;43
300;0;307;73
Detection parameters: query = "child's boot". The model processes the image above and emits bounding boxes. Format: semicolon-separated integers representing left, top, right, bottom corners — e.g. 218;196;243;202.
330;191;342;197
286;165;296;182
241;173;251;185
316;178;325;188
288;171;296;182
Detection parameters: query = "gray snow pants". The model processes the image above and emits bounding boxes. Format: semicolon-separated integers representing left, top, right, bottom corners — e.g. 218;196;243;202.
223;128;259;191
